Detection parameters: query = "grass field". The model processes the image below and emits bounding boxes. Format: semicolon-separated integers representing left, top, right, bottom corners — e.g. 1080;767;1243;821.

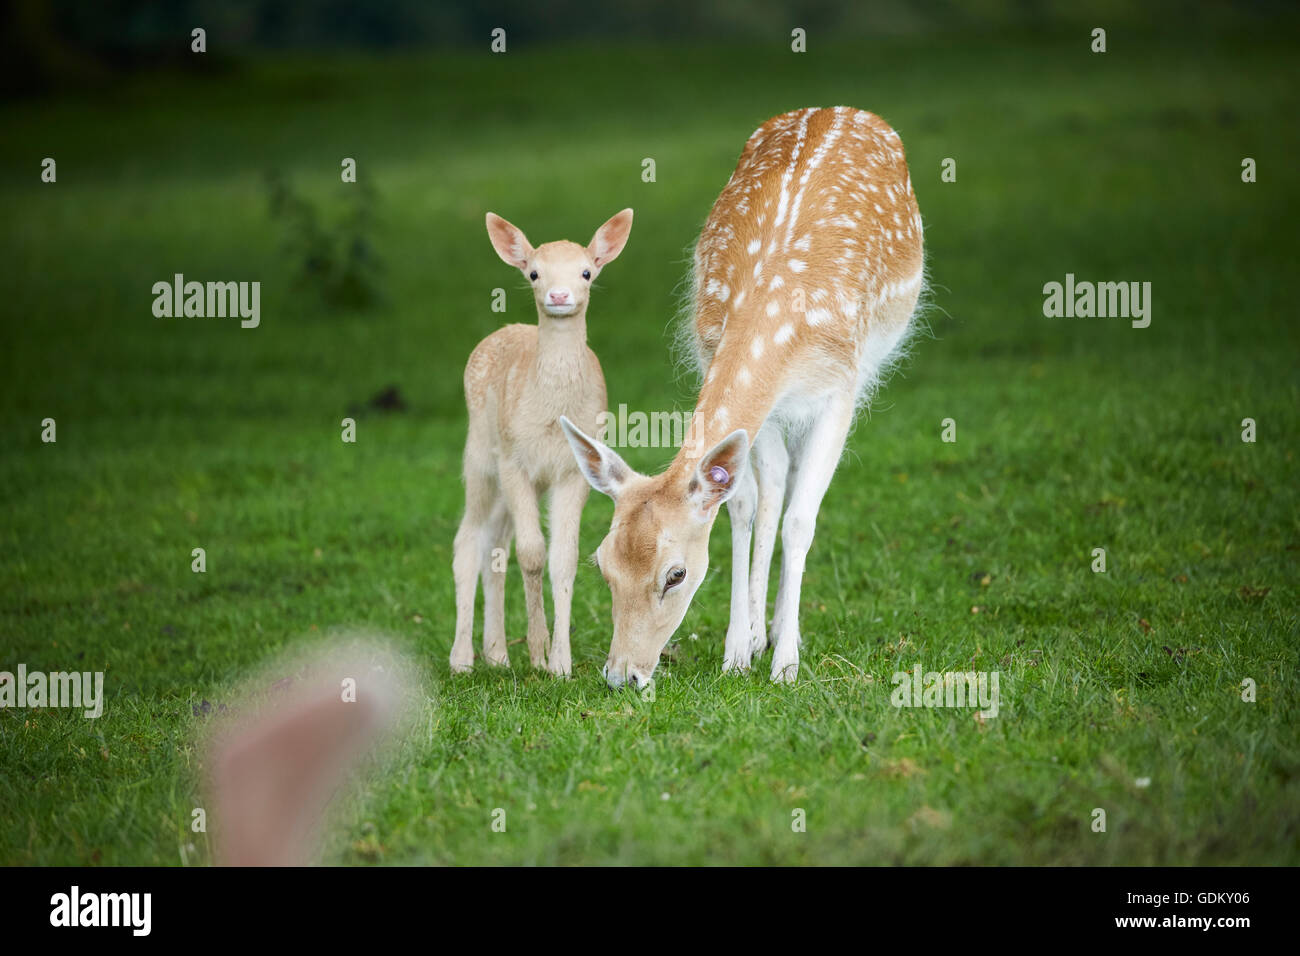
1;22;1298;865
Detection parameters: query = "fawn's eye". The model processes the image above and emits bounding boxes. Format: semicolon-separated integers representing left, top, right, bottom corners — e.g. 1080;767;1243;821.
664;566;686;594
529;270;538;281
582;269;591;280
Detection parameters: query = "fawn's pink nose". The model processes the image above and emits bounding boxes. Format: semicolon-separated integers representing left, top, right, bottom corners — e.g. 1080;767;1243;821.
548;289;571;305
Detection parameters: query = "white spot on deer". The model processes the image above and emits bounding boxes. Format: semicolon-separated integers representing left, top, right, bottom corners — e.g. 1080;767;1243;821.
737;366;752;386
766;300;780;317
751;337;765;359
746;239;761;255
785;111;845;249
788;259;807;273
773;109;813;230
768;274;785;291
774;322;794;345
806;307;833;327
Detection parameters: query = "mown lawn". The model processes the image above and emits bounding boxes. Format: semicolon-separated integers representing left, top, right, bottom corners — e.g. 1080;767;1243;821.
1;23;1297;864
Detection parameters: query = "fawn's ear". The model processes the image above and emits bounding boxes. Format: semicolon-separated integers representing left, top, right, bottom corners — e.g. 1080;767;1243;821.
485;212;533;269
588;208;634;268
687;429;750;519
559;415;636;500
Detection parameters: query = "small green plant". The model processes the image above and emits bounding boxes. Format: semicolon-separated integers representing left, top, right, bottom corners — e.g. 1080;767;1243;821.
265;170;384;309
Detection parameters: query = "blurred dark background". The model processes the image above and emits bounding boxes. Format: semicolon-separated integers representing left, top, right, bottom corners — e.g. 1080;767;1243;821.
5;0;1294;95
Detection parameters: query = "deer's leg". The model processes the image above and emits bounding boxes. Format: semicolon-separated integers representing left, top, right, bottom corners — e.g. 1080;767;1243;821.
499;459;549;669
479;498;512;667
451;464;496;673
769;395;854;683
545;476;588;678
722;462;757;672
747;425;787;659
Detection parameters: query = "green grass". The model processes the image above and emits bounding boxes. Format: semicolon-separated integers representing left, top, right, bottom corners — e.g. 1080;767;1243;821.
1;23;1298;865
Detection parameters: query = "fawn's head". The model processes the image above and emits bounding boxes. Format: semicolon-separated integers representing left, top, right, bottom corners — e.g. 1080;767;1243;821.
559;417;750;689
485;209;633;318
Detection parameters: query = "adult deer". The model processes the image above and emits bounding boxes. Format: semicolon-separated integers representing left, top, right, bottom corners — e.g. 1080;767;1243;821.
561;107;923;687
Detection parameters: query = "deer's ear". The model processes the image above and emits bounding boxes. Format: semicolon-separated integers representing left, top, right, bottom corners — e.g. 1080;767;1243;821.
559;415;636;500
485;212;533;270
688;429;750;518
588;208;633;267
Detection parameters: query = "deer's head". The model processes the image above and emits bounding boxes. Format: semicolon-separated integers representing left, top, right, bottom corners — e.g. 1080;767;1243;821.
485;209;633;318
559;417;750;689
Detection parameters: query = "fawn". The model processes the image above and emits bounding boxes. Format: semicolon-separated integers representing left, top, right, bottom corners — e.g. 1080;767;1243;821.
450;209;634;676
561;107;924;687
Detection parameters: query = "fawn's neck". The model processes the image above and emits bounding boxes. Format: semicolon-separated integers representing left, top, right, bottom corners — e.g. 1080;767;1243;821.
534;310;589;381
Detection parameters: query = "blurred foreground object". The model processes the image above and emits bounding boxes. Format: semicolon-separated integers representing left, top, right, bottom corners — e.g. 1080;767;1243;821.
202;638;417;866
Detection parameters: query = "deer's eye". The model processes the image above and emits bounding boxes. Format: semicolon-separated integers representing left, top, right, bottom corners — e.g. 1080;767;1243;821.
529;270;538;281
582;269;591;280
664;566;686;594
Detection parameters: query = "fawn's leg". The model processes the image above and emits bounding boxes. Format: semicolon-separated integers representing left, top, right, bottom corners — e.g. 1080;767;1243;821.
769;395;853;683
499;459;549;668
451;464;496;673
480;498;512;667
545;476;588;677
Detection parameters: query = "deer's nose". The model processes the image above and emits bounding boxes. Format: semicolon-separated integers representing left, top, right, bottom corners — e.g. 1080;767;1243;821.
548;289;571;305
